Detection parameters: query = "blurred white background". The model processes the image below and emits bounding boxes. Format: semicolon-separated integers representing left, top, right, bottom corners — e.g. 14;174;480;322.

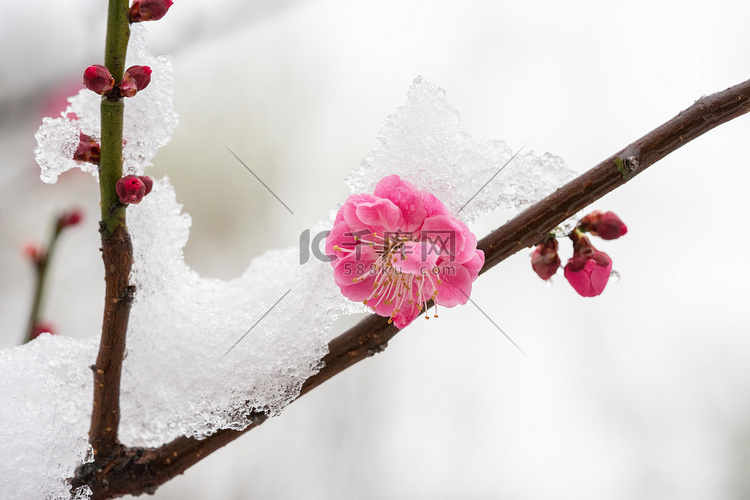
2;0;750;498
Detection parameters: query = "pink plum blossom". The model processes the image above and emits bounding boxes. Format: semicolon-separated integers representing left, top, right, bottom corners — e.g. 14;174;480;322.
326;175;485;328
564;233;612;297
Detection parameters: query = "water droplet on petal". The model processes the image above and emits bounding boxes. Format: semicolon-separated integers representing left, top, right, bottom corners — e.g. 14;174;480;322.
609;269;620;283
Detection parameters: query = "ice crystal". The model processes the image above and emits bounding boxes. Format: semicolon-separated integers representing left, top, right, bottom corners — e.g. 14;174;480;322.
348;77;576;224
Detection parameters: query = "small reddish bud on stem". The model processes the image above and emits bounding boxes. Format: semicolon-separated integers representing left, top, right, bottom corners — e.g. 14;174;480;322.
22;242;44;265
31;321;56;340
57;208;84;230
564;230;613;297
116;175;153;204
120;65;152;97
531;237;561;280
130;0;174;22
83;65;115;95
74;133;101;164
578;210;628;240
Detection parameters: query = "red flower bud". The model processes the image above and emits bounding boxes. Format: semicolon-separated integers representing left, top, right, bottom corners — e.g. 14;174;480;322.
83;64;115;95
73;133;101;164
31;321;56;339
58;208;84;229
120;65;152;97
578;210;628;240
564;233;612;297
130;0;174;22
116;175;153;204
531;237;560;280
595;212;628;240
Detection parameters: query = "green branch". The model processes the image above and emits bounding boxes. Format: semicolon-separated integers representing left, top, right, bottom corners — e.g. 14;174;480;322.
99;0;130;237
24;224;61;343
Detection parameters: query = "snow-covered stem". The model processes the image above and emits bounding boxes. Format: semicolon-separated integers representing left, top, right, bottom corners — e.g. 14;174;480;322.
72;78;750;499
88;0;134;461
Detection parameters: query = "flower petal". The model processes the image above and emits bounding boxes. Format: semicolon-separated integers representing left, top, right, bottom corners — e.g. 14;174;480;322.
391;241;439;275
355;198;403;234
434;263;473;307
391;299;422;329
340;193;381;233
419;215;476;264
463;249;485;280
421;189;450;218
373;175;426;232
564;251;612;297
325;221;354;258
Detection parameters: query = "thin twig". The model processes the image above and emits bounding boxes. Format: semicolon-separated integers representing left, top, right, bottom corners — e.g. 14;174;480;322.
24;223;60;343
74;78;750;499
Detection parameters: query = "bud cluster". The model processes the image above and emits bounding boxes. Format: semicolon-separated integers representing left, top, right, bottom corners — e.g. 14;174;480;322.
81;0;172;96
83;64;152;98
530;211;627;297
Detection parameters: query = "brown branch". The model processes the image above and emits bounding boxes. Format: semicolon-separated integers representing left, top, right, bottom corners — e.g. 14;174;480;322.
88;224;134;459
73;78;750;499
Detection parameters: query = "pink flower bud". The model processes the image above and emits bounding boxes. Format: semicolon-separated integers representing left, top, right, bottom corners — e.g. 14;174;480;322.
579;210;628;240
58;208;84;229
595;212;628;240
115;175;153;204
119;65;152;97
83;65;115;95
564;233;612;297
73;133;101;164
130;0;173;22
22;242;44;264
31;321;56;339
531;237;560;280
